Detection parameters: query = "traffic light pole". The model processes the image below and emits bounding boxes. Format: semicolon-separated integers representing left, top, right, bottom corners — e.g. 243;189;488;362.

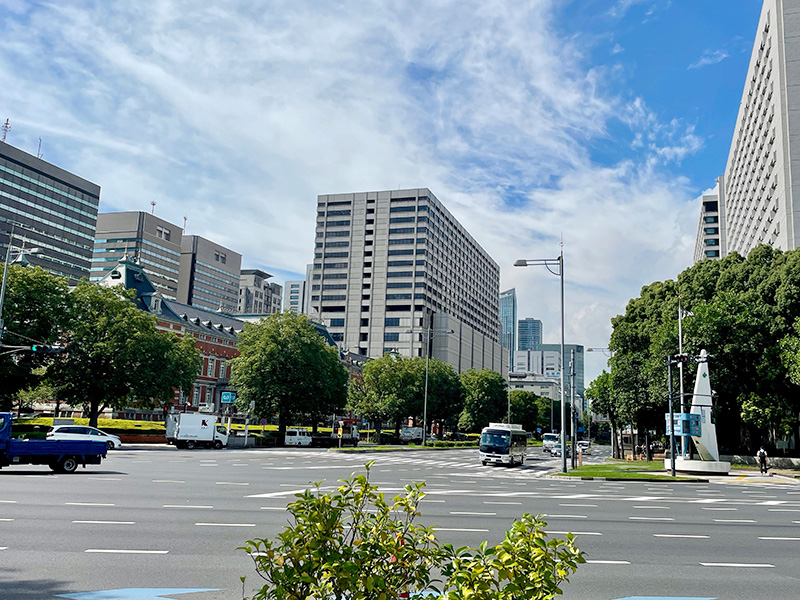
667;356;676;477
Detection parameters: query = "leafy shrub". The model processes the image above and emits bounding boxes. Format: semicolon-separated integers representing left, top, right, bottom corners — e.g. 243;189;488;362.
241;463;583;600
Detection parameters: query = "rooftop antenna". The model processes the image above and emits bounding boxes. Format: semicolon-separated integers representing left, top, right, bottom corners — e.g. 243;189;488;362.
183;216;187;233
36;138;43;159
150;200;156;215
1;119;9;142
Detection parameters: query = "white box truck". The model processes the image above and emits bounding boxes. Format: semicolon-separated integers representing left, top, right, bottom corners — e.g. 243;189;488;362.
166;413;229;449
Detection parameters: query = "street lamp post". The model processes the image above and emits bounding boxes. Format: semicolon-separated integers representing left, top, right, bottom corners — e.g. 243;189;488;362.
406;323;454;446
514;250;567;473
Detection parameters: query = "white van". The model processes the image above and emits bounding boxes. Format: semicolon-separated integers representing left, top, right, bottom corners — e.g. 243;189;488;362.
285;427;312;447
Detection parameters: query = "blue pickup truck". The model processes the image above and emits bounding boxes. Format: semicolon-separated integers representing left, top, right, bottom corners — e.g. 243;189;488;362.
0;412;108;473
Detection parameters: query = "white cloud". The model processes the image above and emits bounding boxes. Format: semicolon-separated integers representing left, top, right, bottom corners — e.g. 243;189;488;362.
0;0;706;384
689;49;730;69
612;43;624;54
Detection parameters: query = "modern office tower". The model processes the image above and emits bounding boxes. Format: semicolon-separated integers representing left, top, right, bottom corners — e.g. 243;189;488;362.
535;343;584;399
517;318;543;350
694;178;726;263
721;0;800;255
310;188;504;374
92;212;182;299
1;142;100;280
499;288;517;356
178;235;242;313
284;280;308;314
238;269;282;315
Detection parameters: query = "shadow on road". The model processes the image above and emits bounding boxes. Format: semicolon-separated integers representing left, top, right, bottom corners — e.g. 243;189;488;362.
0;567;76;599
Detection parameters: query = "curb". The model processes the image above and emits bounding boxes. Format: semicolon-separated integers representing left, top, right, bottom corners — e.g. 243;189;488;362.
545;474;708;483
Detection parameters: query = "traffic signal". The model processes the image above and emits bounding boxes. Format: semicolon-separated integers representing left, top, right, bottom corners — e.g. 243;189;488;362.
673;354;689;365
30;345;65;354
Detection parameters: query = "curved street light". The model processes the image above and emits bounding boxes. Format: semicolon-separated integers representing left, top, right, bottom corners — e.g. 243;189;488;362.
514;251;567;473
406;325;454;446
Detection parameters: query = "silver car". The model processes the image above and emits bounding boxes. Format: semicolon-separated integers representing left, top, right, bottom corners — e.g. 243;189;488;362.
46;425;122;450
577;440;592;455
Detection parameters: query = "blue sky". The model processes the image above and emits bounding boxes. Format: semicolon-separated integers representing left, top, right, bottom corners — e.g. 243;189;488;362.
0;0;764;383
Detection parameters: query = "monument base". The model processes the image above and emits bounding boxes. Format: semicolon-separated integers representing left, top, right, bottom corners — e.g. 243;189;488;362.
664;457;730;475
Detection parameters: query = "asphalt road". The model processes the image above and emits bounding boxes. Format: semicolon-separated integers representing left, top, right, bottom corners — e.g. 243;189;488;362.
1;445;799;600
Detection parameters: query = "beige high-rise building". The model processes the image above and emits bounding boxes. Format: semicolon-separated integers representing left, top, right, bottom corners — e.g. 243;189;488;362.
309;188;505;374
720;0;800;255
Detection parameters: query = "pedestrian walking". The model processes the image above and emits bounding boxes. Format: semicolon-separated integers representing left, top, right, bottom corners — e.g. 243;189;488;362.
756;446;768;474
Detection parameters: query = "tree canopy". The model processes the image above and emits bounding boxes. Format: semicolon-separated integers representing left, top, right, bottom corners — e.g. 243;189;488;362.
47;281;201;426
596;245;800;453
0;264;72;410
231;311;349;436
459;369;508;433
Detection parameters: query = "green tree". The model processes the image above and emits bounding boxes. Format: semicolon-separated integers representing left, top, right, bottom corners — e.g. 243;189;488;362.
347;353;415;441
508;390;539;432
231;311;348;440
412;357;465;436
0;264;71;411
47;281;200;427
585;371;618;457
459;369;508;432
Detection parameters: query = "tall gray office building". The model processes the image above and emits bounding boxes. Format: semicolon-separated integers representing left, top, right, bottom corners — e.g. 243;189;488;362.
178;235;241;313
1;142;100;280
702;0;800;257
518;318;543;350
499;288;517;356
92;212;182;299
310;188;504;374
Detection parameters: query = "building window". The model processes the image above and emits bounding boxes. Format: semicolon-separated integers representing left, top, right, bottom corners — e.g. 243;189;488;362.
704;227;719;235
156;226;171;241
329;318;345;327
384;333;400;341
331;333;344;342
385;318;400;326
705;250;720;257
704;239;719;246
208;357;216;377
703;216;718;223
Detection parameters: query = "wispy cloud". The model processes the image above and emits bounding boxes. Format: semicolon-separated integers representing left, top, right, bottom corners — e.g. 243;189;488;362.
689;49;730;69
612;43;624;54
0;0;706;382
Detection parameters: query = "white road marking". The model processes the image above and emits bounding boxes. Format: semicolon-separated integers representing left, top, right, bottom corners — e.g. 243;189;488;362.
450;511;496;516
0;500;17;504
560;504;598;508
195;522;256;527
0;547;6;550
700;562;774;568
586;560;630;565
88;478;121;481
544;514;588;519
759;537;800;541
702;507;737;511
767;508;800;512
483;501;522;505
424;500;446;503
215;482;249;486
73;520;134;525
628;516;674;521
549;531;602;536
654;534;709;539
633;506;669;509
0;518;13;521
714;519;756;523
163;504;213;509
65;502;115;506
434;528;490;532
260;507;286;511
152;480;185;483
86;549;169;554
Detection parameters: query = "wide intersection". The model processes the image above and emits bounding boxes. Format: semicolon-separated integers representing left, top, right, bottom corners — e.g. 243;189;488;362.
1;447;798;600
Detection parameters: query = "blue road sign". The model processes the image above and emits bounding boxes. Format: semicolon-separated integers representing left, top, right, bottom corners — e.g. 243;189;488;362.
220;391;236;404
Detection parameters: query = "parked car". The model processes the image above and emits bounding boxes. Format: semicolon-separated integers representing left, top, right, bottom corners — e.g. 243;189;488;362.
47;425;122;450
577;440;592;455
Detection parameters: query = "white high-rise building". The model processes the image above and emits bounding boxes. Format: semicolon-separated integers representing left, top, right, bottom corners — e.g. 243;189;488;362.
693;177;727;263
310;188;504;374
721;0;800;255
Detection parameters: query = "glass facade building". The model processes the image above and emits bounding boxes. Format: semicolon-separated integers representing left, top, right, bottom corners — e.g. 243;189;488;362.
1;142;100;280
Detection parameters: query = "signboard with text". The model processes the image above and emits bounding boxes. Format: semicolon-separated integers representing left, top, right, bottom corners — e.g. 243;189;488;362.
220;391;237;404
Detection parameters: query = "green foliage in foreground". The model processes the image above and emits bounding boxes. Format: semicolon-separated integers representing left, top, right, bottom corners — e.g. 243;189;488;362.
240;462;584;600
